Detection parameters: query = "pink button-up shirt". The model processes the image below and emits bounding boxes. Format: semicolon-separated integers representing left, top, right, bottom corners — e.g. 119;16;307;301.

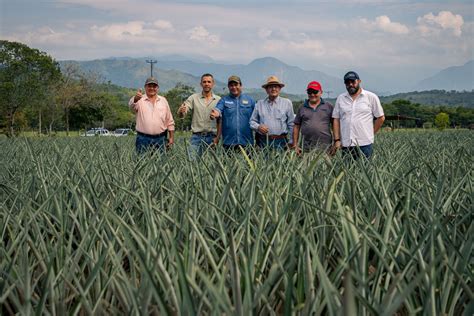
129;95;175;135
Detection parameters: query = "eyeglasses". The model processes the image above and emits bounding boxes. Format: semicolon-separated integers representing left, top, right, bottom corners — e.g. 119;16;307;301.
267;85;281;90
307;89;320;95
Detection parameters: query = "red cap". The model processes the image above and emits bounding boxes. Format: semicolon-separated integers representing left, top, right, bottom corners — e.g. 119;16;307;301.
307;81;322;91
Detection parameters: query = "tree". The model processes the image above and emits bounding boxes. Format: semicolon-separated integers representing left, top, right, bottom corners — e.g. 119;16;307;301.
164;83;195;131
435;112;450;130
0;41;61;136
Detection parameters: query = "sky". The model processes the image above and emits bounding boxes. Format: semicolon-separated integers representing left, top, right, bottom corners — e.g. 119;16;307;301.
1;0;473;89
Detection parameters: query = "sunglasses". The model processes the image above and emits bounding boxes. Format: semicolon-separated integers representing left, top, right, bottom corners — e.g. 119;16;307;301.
307;89;320;95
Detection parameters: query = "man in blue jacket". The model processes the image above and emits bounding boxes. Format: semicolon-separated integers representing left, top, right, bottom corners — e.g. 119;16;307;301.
210;75;255;151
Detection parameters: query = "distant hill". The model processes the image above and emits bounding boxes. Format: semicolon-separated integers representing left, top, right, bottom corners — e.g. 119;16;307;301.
59;56;344;95
151;56;344;95
379;90;474;108
414;60;474;91
59;59;228;92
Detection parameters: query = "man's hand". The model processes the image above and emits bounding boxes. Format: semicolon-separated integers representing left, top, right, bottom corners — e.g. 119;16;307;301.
166;138;174;151
133;89;143;103
178;103;187;116
329;140;341;156
258;124;269;134
210;109;220;120
293;145;302;156
211;136;219;147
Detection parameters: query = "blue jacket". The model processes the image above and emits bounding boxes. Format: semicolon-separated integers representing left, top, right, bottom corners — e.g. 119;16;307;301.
215;94;255;146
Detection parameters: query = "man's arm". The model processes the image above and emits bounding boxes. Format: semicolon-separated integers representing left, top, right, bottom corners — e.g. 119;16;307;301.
210;98;224;119
129;89;142;112
178;95;193;118
249;104;260;130
167;130;174;150
165;101;175;147
287;100;295;133
374;115;385;133
332;118;341;149
292;124;301;152
213;118;222;146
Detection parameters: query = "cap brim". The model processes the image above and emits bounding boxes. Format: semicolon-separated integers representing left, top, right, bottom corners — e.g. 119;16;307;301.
262;83;285;88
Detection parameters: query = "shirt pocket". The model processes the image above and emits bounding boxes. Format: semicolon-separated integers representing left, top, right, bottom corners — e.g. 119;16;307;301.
224;102;236;115
240;104;253;116
340;104;352;120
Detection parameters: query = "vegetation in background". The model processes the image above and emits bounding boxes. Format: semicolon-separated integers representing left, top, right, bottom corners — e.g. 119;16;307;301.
0;40;61;136
435;112;450;130
2;41;474;136
379;90;474;108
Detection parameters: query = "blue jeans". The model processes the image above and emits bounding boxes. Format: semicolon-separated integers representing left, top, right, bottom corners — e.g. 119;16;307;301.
188;133;216;158
255;134;288;150
342;144;373;160
135;133;167;154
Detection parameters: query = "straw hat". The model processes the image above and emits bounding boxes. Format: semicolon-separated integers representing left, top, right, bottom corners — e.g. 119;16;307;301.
262;76;285;88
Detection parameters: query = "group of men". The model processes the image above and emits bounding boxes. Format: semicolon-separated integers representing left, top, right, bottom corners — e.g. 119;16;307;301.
128;71;385;159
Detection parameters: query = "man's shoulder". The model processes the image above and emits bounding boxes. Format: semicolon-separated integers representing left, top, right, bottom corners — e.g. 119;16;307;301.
241;94;254;101
279;96;293;105
361;89;379;98
322;99;334;108
158;95;168;102
335;93;347;105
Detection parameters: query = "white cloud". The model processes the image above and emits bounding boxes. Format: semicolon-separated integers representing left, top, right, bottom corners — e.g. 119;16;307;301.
187;26;219;45
360;15;409;35
91;21;145;40
153;20;174;31
417;11;464;37
258;28;272;39
263;39;325;57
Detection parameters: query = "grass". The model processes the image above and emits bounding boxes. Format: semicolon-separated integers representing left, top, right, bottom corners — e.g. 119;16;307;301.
1;130;473;314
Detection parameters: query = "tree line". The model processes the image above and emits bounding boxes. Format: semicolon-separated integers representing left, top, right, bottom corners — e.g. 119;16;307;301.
1;40;473;137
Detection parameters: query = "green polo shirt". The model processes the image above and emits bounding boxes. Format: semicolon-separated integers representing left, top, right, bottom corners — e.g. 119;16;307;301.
183;92;221;133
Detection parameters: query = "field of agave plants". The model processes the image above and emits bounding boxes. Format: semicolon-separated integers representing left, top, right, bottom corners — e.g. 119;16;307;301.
1;130;472;315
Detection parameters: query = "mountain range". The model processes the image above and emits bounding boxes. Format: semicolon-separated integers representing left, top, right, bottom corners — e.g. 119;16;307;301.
415;60;474;92
59;57;473;96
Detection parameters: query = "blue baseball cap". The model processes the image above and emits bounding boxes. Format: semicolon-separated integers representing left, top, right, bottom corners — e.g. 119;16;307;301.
343;71;360;81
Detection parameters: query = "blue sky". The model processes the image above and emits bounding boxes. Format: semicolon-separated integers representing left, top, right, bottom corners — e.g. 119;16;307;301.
1;0;473;87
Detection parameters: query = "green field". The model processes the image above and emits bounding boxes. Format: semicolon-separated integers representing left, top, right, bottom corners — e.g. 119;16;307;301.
1;130;473;315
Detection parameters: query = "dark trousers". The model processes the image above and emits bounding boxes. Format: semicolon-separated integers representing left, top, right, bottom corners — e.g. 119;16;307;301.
342;144;373;160
135;132;167;154
255;134;288;150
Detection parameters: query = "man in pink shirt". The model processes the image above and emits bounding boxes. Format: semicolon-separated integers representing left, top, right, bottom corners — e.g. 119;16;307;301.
129;77;175;153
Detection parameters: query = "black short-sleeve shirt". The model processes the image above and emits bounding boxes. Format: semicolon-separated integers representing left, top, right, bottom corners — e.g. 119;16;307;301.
294;99;333;149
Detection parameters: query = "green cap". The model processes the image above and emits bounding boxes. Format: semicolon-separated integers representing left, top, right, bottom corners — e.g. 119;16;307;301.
145;77;159;86
227;75;242;84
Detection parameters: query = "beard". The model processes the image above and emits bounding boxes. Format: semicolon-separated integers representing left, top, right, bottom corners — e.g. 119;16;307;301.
347;84;360;95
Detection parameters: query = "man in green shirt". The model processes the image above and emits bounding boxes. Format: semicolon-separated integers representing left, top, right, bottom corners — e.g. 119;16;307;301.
178;73;221;158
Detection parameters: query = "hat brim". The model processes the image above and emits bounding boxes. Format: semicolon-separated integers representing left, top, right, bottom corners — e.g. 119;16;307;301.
262;82;285;88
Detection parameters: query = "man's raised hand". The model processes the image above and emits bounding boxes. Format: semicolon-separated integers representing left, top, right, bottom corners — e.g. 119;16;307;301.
133;89;143;103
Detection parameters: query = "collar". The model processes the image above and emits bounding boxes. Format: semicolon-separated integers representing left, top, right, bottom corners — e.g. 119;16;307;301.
200;92;216;99
265;96;280;104
304;98;325;108
343;88;365;99
228;93;241;99
144;94;161;102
